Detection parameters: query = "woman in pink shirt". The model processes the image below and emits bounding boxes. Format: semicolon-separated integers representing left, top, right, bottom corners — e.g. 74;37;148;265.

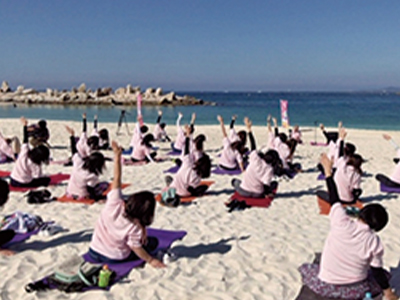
89;141;165;267
170;125;211;197
376;134;400;188
299;154;397;300
65;126;107;201
231;117;280;198
153;110;171;142
171;113;196;153
130;134;157;163
10;117;51;188
217;115;245;172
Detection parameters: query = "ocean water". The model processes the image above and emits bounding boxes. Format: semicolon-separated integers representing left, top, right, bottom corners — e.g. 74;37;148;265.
0;92;399;130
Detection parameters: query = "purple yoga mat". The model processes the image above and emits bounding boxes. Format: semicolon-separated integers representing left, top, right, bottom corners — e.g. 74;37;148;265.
3;222;54;248
211;166;242;175
33;228;186;292
317;173;325;180
166;150;181;156
380;183;400;193
163;165;180;174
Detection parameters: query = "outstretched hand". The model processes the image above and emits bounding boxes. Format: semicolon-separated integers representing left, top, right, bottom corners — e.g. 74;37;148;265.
217;115;224;123
158;110;163;116
20;116;28;126
320;153;333;177
82;113;86;119
191;113;196;124
111;140;122;156
338;127;347;140
65;125;74;136
244;117;252;130
383;134;392;141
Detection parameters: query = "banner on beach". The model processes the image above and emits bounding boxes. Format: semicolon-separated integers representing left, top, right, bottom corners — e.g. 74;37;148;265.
137;93;144;126
280;99;289;128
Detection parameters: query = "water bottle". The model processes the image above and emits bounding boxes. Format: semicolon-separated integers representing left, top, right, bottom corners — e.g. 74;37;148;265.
98;265;112;288
363;292;372;300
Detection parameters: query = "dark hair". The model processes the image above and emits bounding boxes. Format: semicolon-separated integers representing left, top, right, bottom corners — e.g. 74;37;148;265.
347;153;363;174
359;203;388;232
0;178;9;207
262;149;281;168
142;133;154;147
238;130;247;145
278;133;287;143
160;123;166;129
99;129;109;141
344;143;356;157
194;153;211;178
28;145;50;165
194;134;206;152
38;120;47;129
140;125;148;134
87;136;99;150
82;152;105;175
124;191;156;226
231;140;242;151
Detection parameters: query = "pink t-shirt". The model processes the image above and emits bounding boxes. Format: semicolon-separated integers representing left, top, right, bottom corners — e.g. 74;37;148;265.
76;132;91;158
131;143;151;161
130;123;143;148
170;155;201;197
273;137;290;169
10;144;42;183
0;134;14;161
174;127;185;151
153;124;167;141
229;129;240;143
218;137;243;169
327;139;342;168
334;157;361;202
90;188;144;260
66;153;99;198
319;202;384;284
240;151;274;194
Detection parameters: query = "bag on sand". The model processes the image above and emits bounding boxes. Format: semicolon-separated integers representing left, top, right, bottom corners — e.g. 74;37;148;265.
26;189;54;204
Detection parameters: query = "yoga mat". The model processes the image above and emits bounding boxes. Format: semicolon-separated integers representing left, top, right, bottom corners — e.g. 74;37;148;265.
163;165;180;174
9;173;70;192
317;173;325;180
380;182;400;193
211;166;242;176
122;158;148;166
3;221;54;248
166;150;181;156
317;197;363;215
30;228;186;292
0;170;11;177
122;147;133;155
57;183;130;205
310;142;328;147
155;181;215;203
229;191;274;208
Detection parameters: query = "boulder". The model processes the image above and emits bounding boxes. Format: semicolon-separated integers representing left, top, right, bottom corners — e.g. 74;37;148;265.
1;81;11;93
155;87;163;96
78;83;86;93
115;87;126;95
16;85;25;95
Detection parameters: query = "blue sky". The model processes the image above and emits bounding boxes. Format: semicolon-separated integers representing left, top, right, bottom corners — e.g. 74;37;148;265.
1;1;399;91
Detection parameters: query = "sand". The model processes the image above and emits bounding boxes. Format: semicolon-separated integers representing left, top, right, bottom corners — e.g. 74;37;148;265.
0;118;399;300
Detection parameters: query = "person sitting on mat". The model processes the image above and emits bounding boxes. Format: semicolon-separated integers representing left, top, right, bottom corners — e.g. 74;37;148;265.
76;113;99;158
171;112;195;153
89;141;165;268
299;153;397;300
317;127;363;204
0;131;20;162
231;117;280;198
228;115;248;156
131;133;157;163
129;116;148;151
268;116;301;176
0;179;16;256
90;115;110;150
169;125;211;197
375;134;400;188
217;115;245;173
65;126;107;201
10;117;51;188
153;110;171;142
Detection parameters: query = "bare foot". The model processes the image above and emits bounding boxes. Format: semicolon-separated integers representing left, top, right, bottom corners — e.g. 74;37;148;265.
0;249;15;256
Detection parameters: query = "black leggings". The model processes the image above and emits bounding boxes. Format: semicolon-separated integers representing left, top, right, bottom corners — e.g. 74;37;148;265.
376;173;400;188
187;185;209;196
10;177;51;188
0;230;16;247
316;190;357;205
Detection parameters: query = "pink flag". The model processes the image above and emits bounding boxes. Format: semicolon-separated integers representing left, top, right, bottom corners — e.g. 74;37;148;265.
280;99;289;128
137;93;144;126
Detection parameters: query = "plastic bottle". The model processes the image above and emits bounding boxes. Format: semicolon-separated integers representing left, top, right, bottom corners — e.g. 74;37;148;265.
363;292;372;300
98;265;112;288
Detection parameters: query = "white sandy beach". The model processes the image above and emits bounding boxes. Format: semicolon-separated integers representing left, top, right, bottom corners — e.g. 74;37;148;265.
0;118;399;300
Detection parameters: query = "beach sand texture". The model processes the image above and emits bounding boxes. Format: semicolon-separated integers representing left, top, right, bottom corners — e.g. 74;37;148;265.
0;119;399;300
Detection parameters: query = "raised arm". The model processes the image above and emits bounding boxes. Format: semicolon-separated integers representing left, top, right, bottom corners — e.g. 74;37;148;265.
111;141;122;190
82;113;87;133
272;117;279;137
321;153;340;205
245;117;256;151
93;115;98;132
383;133;400;151
156;110;162;124
217;115;227;138
338;127;346;158
21;117;28;144
183;125;191;156
230;115;237;129
176;113;183;130
267;114;272;133
190;113;196;133
65;126;77;155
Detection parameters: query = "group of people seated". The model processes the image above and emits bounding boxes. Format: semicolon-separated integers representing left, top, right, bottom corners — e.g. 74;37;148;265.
0;113;398;299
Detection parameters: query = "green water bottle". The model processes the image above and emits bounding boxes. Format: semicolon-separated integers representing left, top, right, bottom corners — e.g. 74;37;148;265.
98;265;112;288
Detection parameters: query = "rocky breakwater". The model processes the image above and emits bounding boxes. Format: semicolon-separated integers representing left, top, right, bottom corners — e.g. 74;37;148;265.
0;81;208;106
